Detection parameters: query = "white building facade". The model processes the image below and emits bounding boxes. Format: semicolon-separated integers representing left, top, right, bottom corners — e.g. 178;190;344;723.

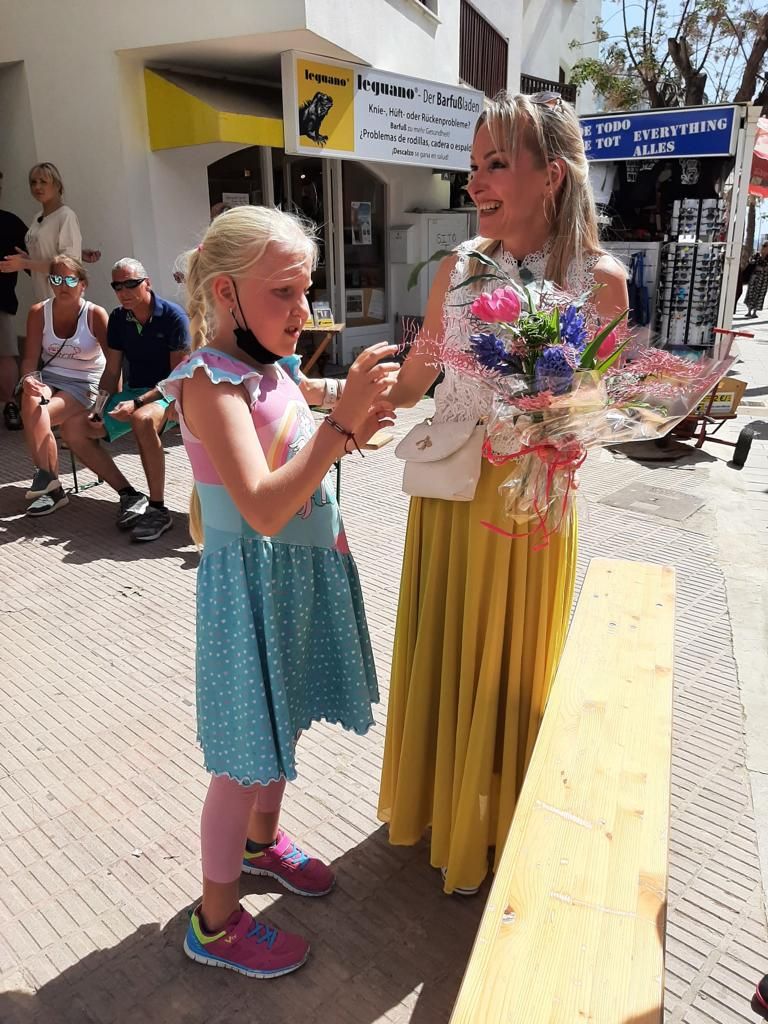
0;0;600;360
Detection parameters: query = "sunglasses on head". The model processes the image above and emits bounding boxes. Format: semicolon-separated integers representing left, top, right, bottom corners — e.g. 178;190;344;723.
110;278;146;292
531;91;564;111
48;273;81;288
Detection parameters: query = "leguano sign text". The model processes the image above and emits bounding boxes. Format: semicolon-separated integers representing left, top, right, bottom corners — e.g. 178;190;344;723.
281;51;483;170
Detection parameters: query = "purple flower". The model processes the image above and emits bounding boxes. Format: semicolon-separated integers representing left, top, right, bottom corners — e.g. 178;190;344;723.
470;332;523;376
535;346;574;394
560;305;588;351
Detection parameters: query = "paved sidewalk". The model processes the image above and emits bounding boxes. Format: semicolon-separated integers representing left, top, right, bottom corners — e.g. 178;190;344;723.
0;326;766;1022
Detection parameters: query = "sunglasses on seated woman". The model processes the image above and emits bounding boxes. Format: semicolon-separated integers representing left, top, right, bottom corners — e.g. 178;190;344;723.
110;278;146;292
48;273;81;287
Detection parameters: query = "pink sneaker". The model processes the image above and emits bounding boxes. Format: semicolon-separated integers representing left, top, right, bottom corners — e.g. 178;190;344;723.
183;904;309;979
242;830;335;896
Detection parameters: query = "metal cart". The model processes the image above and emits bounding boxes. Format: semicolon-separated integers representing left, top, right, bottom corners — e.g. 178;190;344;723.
669;328;756;466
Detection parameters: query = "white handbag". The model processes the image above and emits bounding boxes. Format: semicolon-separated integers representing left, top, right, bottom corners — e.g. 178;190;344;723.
394;419;485;501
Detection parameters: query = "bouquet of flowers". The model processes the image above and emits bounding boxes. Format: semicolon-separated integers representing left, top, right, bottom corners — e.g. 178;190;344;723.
412;249;734;548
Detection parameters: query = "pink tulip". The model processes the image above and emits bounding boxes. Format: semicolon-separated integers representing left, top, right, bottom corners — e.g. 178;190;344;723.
471;286;522;324
597;330;618;360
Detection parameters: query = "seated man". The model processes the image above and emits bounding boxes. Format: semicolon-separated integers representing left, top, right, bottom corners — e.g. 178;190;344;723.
62;258;189;542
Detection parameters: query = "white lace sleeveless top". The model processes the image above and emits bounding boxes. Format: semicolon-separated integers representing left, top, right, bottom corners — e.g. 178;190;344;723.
432;239;602;425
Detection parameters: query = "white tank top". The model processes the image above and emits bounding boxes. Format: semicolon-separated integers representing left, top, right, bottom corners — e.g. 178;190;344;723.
41;299;105;384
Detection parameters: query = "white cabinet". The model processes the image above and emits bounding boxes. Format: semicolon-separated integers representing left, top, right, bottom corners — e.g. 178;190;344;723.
407;211;474;315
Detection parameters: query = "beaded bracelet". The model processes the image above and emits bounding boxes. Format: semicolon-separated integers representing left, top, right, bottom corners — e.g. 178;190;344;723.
324;415;364;457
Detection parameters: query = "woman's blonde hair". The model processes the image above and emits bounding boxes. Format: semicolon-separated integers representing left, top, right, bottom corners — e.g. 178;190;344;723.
469;92;601;287
50;253;87;285
178;205;318;545
29;162;64;196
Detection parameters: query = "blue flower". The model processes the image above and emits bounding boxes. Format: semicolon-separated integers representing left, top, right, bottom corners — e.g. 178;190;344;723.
535;346;575;394
470;332;523;376
560;305;588;351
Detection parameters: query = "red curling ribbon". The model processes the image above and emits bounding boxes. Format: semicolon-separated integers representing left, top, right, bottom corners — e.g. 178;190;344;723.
480;436;586;550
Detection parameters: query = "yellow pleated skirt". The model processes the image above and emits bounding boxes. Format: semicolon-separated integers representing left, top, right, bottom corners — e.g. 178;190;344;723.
378;459;577;894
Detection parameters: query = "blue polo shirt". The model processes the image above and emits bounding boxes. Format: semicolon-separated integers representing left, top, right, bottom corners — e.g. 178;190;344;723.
107;292;190;388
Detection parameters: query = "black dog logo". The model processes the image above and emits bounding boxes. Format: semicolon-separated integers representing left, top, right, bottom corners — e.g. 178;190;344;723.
299;92;334;145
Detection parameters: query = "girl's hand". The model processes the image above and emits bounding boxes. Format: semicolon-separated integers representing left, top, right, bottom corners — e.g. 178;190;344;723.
334;343;398;433
356;400;397;448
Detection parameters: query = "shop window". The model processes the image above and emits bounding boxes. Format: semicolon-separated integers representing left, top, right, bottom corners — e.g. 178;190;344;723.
272;150;331;307
460;0;508;97
342;163;387;327
207;147;264;218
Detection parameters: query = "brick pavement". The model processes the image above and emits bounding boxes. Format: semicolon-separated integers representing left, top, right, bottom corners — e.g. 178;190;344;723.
0;353;766;1022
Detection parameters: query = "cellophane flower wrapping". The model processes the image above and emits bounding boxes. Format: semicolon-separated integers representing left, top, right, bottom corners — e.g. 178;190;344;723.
408;251;735;547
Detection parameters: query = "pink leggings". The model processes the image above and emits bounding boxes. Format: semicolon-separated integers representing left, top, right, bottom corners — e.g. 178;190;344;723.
200;774;286;883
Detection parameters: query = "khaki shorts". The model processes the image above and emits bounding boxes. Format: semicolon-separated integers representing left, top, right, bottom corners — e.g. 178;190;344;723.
0;312;19;358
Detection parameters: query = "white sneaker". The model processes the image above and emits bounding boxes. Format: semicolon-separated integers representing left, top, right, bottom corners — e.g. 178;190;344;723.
26;486;69;517
26;468;59;500
440;866;481;897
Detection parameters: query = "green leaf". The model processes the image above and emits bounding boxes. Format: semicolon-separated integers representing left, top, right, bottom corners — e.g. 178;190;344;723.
448;272;507;292
406;249;456;291
578;308;629;369
461;249;508;274
595;336;631;374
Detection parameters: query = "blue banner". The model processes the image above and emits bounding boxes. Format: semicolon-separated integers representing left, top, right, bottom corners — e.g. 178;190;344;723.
580;106;737;161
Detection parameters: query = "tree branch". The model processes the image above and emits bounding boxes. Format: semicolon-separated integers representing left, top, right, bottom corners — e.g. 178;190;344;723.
733;12;768;102
621;0;647;81
698;20;722;76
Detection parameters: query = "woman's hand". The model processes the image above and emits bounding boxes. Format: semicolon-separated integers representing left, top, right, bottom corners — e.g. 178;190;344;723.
1;248;28;274
21;375;50;401
334;343;398;433
82;249;102;264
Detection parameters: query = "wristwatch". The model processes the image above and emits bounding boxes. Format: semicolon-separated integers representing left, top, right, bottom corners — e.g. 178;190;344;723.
133;396;146;410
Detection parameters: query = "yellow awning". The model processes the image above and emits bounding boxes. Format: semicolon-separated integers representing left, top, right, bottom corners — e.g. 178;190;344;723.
145;68;284;151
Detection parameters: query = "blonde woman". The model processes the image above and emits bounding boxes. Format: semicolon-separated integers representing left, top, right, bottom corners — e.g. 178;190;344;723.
0;163;99;302
19;255;108;515
156;207;397;978
378;92;629;895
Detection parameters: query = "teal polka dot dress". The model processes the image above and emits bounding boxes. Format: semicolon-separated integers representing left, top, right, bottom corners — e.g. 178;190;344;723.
159;348;378;785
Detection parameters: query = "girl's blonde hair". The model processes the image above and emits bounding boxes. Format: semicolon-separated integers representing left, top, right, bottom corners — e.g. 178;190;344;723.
469;92;601;286
178;205;318;545
29;162;64;196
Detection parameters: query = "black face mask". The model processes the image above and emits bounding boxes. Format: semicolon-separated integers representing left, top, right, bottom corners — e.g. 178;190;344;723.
230;281;280;364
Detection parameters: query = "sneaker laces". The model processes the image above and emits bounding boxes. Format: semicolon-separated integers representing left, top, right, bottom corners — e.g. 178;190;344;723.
247;921;279;949
280;840;310;871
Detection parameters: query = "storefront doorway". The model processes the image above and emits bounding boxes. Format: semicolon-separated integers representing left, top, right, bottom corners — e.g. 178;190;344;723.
207;146;389;364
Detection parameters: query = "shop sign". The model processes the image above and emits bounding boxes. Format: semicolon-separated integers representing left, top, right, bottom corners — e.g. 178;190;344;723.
580;106;738;161
281;51;483;170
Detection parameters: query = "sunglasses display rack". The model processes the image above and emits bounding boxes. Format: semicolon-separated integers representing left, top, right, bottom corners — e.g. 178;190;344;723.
669;197;727;243
657;241;725;348
656;200;727;350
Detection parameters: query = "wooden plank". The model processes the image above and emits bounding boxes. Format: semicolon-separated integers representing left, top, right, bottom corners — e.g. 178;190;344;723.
451;558;675;1024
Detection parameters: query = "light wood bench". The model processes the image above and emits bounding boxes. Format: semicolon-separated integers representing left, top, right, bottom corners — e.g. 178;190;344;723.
451;557;676;1024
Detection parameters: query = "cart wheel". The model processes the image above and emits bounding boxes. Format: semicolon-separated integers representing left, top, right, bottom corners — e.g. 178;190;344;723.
732;427;755;467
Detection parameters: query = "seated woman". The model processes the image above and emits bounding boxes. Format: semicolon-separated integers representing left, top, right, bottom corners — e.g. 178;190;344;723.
18;255;108;515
